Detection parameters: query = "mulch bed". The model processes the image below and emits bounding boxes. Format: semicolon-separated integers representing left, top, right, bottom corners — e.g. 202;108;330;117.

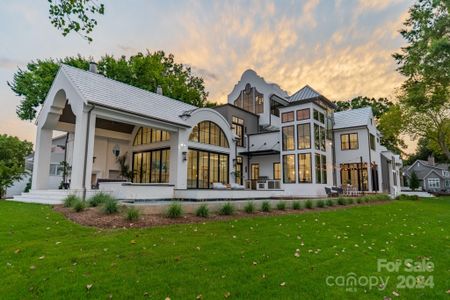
53;201;392;229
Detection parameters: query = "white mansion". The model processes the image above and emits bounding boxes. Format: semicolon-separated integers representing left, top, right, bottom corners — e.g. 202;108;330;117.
14;64;402;203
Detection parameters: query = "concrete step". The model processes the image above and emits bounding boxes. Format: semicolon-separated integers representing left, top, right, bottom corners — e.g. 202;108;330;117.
10;196;63;205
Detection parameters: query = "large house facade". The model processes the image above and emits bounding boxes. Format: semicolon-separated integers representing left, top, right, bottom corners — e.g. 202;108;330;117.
404;158;450;192
15;64;402;203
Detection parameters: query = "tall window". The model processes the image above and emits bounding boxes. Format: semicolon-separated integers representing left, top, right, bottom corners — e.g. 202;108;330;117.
314;124;326;151
283;154;296;183
189;121;229;148
298;153;312;183
133;127;171;146
428;178;440;189
297;123;311;149
296;108;310;121
281;111;294;123
370;134;376;150
341;133;359;150
251;164;260;180
315;154;327;184
232;116;244;147
187;149;229;189
273;162;281;180
233;83;264;114
235;156;243;185
282;126;295;151
133;148;170;183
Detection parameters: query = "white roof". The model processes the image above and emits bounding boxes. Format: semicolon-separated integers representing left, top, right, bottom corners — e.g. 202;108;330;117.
333;107;373;129
61;64;198;127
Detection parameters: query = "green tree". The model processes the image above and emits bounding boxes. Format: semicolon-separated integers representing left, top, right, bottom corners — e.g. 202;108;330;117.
8;51;211;121
334;96;393;118
409;171;420;191
393;0;450;160
0;135;33;198
48;0;105;42
404;136;449;165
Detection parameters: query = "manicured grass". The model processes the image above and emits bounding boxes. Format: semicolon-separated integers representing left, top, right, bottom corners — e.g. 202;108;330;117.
0;198;449;299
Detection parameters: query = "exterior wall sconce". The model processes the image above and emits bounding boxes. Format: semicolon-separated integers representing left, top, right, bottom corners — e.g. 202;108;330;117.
182;151;187;161
112;144;121;158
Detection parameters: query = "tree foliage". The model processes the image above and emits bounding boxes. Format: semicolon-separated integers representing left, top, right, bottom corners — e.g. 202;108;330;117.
409;171;420;191
8;51;211;121
48;0;105;42
404;136;449;165
0;135;33;198
334;96;393;119
394;0;450;160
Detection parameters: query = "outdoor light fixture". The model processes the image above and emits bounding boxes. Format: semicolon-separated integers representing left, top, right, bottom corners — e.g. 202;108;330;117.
182;151;187;161
112;144;121;158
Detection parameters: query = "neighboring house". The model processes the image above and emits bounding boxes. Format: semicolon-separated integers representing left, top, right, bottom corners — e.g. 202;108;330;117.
5;135;66;198
404;158;450;192
15;64;402;202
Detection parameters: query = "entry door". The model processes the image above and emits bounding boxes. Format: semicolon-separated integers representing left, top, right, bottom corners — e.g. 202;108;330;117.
251;163;260;190
236;157;243;185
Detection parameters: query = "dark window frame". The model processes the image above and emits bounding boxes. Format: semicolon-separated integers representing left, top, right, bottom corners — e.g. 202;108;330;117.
282;125;295;151
297;153;312;183
297;123;311;150
281;111;294;123
282;154;296;184
273;162;281;180
340;133;359;150
296;108;310;121
189;121;230;148
132;147;170;183
187;148;229;189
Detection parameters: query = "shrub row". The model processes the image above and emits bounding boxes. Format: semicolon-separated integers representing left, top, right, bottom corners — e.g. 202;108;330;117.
166;194;391;218
395;194;419;201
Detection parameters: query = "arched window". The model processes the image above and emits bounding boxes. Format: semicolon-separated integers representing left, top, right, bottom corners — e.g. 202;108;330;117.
189;121;229;148
133;127;171;146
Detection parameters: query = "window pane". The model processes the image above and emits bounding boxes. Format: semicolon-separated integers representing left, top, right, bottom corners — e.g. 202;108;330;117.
189;121;229;148
321;154;327;184
133;128;142;146
198;151;209;188
150;150;161;182
133;153;142;183
314;124;320;150
296;108;310;121
199;122;210;144
219;154;228;184
142;152;150;183
209;153;219;184
282;126;295;151
189;125;199;142
315;153;321;183
281;111;294;123
297;123;311;149
187;150;198;188
320;127;326;151
298;153;312;183
283;155;296;183
161;149;170;183
350;133;358;149
341;134;349;150
255;91;264;114
210;123;220;146
273;162;281;180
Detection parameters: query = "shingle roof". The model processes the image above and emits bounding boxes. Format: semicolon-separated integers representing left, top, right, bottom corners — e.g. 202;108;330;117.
61;64;198;127
288;85;321;102
333;107;372;129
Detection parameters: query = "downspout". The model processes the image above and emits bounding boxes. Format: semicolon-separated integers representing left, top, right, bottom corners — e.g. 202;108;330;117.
82;104;95;200
367;127;372;192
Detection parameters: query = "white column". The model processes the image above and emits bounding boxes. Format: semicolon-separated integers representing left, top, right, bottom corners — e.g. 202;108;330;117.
70;109;96;190
169;128;188;189
31;127;53;190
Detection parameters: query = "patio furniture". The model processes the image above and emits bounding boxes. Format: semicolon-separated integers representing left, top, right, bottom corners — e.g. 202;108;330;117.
325;187;339;197
332;186;343;195
230;183;245;190
212;182;227;190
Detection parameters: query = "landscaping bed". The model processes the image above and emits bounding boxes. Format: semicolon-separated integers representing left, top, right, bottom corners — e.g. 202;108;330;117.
54;195;393;229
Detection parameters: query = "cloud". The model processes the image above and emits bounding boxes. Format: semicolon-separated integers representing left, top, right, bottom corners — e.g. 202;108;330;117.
300;0;321;28
0;58;24;69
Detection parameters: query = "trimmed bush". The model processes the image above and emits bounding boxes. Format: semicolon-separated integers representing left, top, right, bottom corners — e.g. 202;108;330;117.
244;202;255;214
125;207;140;221
356;197;363;204
63;195;79;208
167;202;183;218
88;192;113;207
316;199;325;208
396;194;419;201
326;199;335;207
337;197;347;206
347;198;355;204
196;204;209;218
305;200;314;209
72;199;86;212
292;201;301;210
219;202;235;215
261;201;271;212
102;198;119;214
276;201;286;210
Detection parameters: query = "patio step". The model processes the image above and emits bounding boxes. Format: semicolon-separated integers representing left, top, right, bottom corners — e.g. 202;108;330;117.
11;190;71;204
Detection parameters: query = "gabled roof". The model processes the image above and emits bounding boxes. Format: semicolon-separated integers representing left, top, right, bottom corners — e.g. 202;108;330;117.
333;107;373;130
60;64;198;127
288;85;321;102
423;169;444;179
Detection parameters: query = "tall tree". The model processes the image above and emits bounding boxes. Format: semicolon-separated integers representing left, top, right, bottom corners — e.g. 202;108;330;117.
393;0;450;160
8;51;211;121
334;96;393;118
48;0;105;42
0;135;33;198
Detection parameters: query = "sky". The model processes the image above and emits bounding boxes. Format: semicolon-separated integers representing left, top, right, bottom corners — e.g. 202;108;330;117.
0;0;414;151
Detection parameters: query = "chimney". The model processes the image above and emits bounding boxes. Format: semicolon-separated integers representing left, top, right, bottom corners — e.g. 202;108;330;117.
156;85;163;95
89;61;98;73
428;155;435;166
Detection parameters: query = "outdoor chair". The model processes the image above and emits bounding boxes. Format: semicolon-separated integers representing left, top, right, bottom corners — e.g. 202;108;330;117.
325;187;339;197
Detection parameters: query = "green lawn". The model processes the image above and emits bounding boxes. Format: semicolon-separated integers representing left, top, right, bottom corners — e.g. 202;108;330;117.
1;198;449;299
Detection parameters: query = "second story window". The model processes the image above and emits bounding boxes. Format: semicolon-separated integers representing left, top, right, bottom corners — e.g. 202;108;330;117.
370;134;376;151
297;123;311;149
233;83;264;114
281;111;294;123
282;126;295;151
341;133;359;150
313;109;325;123
296;108;310;121
232;116;244;147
